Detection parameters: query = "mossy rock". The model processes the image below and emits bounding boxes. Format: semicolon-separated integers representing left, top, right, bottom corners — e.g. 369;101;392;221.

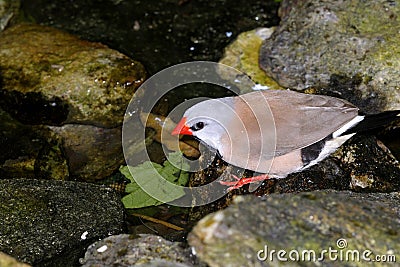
260;0;400;112
0;24;147;181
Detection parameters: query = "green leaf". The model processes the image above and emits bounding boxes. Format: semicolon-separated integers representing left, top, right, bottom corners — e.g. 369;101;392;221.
120;152;190;209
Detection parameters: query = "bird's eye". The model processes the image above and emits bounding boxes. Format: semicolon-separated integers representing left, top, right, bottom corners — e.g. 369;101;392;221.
191;121;205;131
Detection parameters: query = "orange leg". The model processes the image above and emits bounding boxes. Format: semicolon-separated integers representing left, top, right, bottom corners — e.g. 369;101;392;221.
219;174;270;191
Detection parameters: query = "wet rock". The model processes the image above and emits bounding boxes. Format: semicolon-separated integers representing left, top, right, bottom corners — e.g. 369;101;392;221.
259;0;400;113
333;135;400;192
81;234;204;267
22;0;281;74
0;178;126;267
0;109;126;181
189;191;400;267
48;124;123;181
219;27;283;93
0;23;146;181
0;0;20;32
0;107;74;180
0;23;146;127
0;252;31;267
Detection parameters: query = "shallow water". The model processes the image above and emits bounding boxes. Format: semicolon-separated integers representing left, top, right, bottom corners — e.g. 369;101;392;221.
22;0;280;74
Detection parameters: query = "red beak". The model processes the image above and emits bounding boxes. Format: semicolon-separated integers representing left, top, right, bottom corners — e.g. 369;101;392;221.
171;117;193;136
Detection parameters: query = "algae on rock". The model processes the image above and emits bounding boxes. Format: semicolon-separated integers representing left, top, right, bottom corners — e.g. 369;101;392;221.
0;23;147;181
260;0;400;112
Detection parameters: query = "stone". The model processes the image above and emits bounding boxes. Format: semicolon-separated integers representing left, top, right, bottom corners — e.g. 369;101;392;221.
0;252;31;267
48;124;123;181
0;23;146;128
0;0;20;32
219;27;283;93
0;179;126;266
0;23;147;181
21;1;281;74
189;191;400;267
81;234;205;267
0;107;74;180
333;135;400;192
259;0;400;113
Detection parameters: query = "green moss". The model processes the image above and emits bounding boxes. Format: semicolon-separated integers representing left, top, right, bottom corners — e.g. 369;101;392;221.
219;29;283;92
85;62;104;74
0;24;146;128
1;191;47;219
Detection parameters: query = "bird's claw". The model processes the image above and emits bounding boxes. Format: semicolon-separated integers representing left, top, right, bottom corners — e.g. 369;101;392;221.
219;174;270;191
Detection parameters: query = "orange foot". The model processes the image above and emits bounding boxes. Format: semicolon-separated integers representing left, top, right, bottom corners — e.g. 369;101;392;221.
219;174;270;191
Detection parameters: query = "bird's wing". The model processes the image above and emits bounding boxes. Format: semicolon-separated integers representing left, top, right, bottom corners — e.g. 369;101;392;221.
260;90;359;156
212;90;359;174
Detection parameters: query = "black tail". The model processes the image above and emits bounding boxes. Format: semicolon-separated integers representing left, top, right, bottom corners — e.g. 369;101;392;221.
344;110;400;135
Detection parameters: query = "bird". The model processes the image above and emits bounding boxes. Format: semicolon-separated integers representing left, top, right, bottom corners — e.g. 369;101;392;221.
171;90;400;191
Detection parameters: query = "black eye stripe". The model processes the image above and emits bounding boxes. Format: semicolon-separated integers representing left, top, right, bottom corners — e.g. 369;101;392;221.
191;121;205;131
